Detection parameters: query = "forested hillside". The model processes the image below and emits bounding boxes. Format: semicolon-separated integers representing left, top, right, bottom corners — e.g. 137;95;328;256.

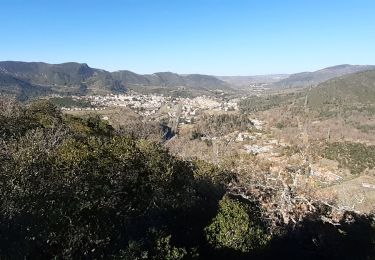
0;61;233;100
0;98;375;259
307;70;375;110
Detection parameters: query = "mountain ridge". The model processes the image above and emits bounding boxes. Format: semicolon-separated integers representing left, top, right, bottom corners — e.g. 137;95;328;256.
1;61;375;100
273;64;375;88
216;74;290;87
0;61;233;99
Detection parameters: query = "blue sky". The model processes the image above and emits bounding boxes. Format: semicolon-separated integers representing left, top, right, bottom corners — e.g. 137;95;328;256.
1;0;374;75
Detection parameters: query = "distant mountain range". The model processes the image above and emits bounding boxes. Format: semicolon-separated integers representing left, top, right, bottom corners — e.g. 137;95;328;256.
0;61;232;100
1;61;375;100
272;64;375;88
216;74;290;87
216;64;375;88
112;70;230;92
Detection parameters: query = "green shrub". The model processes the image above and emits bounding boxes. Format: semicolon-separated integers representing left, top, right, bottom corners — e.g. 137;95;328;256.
205;195;270;253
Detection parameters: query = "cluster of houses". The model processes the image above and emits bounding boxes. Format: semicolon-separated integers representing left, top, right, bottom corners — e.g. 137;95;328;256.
61;107;105;111
64;93;238;123
168;96;237;124
87;94;167;116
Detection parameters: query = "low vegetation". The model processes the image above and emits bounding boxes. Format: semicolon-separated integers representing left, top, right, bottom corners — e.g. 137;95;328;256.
48;96;93;108
323;142;375;175
238;93;304;114
194;114;254;137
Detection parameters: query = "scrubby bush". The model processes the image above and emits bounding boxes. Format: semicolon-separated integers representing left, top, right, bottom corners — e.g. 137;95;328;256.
205;195;270;253
323;142;375;175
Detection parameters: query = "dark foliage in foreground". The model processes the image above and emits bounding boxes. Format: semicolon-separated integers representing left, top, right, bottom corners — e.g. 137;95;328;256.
0;98;374;259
